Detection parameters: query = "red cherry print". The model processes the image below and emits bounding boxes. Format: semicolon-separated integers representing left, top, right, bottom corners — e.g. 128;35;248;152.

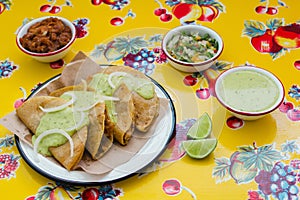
49;5;61;14
160;13;172;22
14;99;24;108
14;87;27;108
279;101;294;113
154;8;166;16
81;188;99;200
226;116;244;129
40;4;52;12
110;17;124;26
183;75;197;86
287;109;300;121
162;179;182;195
255;6;267;14
294;60;300;70
266;7;278;15
91;0;102;5
196;88;210;99
50;59;64;69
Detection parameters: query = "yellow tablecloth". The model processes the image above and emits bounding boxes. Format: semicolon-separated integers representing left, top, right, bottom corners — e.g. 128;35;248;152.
1;0;300;199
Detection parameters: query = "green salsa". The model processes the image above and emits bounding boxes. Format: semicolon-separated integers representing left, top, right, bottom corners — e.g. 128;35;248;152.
33;107;89;156
218;70;279;112
88;73;154;99
88;73;155;123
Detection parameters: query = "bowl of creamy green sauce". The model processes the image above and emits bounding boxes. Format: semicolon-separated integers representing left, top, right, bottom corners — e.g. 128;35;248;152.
214;66;284;120
162;25;223;72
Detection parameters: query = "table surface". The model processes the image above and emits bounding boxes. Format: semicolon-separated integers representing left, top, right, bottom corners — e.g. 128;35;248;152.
1;0;300;199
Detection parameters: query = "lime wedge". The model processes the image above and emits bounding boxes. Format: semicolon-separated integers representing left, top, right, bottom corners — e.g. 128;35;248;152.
187;112;212;140
181;138;217;159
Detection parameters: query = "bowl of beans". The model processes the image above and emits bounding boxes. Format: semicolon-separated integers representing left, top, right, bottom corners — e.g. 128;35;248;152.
16;16;76;63
162;25;223;72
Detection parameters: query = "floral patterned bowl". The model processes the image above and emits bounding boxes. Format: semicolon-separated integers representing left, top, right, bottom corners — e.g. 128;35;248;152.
161;24;223;73
16;16;76;63
214;65;285;120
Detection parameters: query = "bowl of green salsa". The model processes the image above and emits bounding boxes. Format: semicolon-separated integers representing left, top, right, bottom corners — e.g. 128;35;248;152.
214;66;285;120
162;25;223;73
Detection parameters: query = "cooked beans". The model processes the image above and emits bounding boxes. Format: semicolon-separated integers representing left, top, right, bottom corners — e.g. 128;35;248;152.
20;17;72;53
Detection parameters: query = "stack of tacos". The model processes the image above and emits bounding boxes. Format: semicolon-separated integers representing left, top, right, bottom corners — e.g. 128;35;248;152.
15;65;160;171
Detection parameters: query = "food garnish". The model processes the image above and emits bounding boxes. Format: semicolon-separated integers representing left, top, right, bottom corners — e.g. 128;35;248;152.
166;31;218;63
39;92;76;113
33;128;74;162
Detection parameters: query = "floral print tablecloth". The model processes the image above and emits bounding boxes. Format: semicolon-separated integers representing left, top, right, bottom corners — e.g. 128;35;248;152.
1;0;300;199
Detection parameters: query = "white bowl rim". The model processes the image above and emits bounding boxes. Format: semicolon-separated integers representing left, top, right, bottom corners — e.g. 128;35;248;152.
16;16;76;57
161;24;224;67
214;65;285;116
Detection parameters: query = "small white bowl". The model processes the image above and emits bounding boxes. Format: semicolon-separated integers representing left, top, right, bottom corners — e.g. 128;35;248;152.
16;16;76;63
214;66;285;120
162;25;223;73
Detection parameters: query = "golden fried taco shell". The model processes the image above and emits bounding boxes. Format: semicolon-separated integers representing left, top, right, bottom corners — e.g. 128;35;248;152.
86;103;113;160
105;83;135;145
16;96;67;134
49;126;88;171
99;66;159;132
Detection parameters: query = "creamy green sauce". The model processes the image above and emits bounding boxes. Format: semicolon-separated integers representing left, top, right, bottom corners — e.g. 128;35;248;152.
33;92;94;156
88;73;154;99
34;108;89;156
105;100;116;123
88;73;154;123
61;91;98;110
218;70;279;112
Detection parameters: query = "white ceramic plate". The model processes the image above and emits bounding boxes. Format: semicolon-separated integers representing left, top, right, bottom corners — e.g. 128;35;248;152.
15;74;176;185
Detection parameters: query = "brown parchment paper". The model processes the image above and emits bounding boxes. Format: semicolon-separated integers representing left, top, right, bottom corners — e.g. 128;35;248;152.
0;51;171;175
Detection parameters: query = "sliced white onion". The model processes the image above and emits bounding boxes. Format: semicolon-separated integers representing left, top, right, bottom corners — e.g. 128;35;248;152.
65;111;85;132
98;95;120;102
81;79;88;91
33;128;74;163
108;72;128;89
19;87;27;99
39;92;76;113
135;81;154;90
74;99;102;112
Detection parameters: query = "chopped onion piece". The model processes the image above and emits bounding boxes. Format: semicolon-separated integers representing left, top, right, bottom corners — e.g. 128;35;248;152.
33;128;74;163
65;111;85;132
39;92;76;113
98;95;120;102
108;72;128;89
81;79;88;91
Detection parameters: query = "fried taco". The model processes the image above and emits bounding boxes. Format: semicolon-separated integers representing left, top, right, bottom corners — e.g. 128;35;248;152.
49;85;114;160
15;95;90;170
104;83;135;145
49;126;88;170
88;66;160;134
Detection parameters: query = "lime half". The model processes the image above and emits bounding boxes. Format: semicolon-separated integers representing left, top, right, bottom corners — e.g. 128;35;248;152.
182;138;217;159
187;112;212;140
